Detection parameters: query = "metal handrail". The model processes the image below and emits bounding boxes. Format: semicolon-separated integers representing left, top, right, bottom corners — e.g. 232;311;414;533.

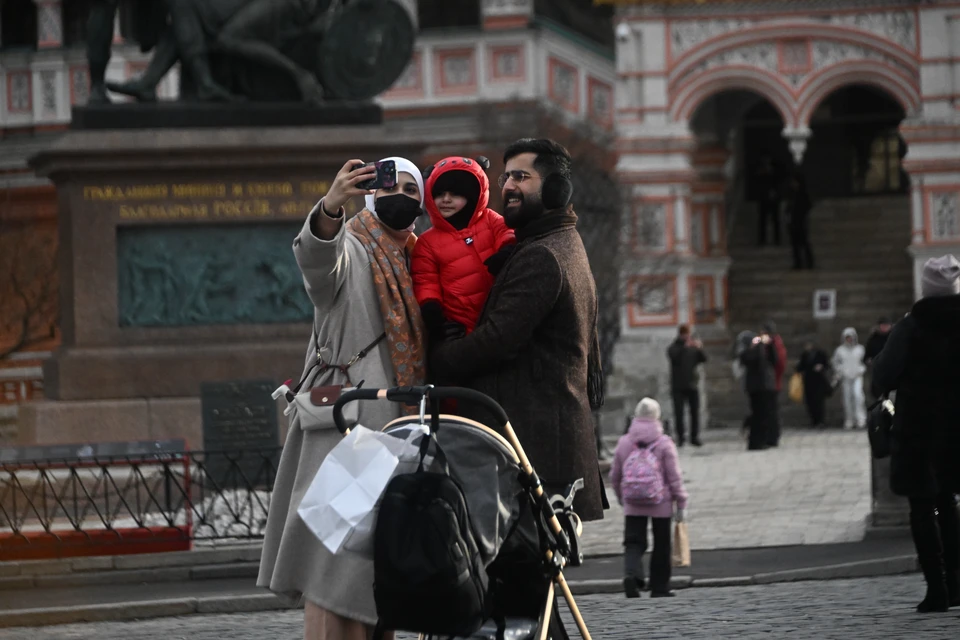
0;448;280;557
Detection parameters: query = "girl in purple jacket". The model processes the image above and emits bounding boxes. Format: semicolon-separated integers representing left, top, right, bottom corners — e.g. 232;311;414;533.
610;398;689;598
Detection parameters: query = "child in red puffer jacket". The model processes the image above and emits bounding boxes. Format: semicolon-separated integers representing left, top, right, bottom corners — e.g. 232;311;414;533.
411;156;515;340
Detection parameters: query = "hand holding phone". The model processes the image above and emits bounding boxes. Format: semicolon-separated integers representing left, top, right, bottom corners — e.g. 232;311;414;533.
324;160;379;213
353;160;398;191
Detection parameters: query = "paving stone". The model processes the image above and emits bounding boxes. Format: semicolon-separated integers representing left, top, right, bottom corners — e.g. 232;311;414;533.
1;576;956;639
584;429;871;554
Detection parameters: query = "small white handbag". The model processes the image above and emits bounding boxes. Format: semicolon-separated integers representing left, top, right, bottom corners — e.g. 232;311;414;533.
273;330;385;432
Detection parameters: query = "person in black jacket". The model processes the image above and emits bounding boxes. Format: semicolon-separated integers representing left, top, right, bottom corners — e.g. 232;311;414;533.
872;255;960;613
739;331;779;450
796;342;830;428
667;325;707;447
785;170;814;270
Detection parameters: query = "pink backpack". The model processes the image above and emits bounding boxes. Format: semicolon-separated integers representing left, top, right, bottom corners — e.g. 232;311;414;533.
621;438;666;505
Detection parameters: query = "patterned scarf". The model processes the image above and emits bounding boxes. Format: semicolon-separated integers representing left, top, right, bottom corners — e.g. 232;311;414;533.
347;209;427;387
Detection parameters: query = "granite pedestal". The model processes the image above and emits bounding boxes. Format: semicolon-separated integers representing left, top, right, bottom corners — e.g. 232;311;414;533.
21;107;427;448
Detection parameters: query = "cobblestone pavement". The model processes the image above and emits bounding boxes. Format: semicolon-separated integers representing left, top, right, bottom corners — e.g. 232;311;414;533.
3;576;957;639
582;429;872;555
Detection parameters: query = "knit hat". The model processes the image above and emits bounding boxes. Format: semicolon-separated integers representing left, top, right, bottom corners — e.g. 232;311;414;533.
921;255;960;298
634;397;661;420
432;170;479;203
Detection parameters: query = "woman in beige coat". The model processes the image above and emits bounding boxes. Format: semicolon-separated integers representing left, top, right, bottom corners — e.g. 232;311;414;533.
257;157;428;640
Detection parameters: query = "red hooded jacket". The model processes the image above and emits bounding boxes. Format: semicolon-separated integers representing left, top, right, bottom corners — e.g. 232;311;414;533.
411;157;515;332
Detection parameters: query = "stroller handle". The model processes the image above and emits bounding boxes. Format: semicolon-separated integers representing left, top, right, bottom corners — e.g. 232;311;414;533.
332;385;510;434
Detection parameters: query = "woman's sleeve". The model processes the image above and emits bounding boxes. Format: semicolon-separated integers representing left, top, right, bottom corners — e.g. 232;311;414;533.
662;442;688;509
609;441;625;504
293;198;351;317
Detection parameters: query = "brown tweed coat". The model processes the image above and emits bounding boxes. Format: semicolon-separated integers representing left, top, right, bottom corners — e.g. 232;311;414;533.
430;208;605;521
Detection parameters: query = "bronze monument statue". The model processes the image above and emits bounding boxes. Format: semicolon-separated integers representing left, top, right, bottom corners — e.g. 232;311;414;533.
87;0;417;105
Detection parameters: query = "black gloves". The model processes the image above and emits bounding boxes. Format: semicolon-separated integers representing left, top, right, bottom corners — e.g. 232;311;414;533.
484;245;517;276
420;301;445;337
422;301;466;342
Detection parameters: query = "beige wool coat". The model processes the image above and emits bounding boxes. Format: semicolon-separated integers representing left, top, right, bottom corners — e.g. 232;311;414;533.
257;203;405;623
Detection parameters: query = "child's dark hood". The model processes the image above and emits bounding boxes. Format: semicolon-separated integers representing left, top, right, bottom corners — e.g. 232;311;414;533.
424;156;490;231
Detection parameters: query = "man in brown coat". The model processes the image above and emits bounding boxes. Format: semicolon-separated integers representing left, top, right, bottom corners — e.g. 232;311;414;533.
430;138;605;521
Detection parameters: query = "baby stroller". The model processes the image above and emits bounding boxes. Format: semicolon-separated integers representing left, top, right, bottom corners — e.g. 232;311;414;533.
332;385;594;640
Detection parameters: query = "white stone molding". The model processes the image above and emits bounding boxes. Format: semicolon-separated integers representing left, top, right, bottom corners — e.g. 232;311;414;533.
782;126;811;164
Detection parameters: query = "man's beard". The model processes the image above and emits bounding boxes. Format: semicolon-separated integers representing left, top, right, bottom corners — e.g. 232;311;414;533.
502;189;544;230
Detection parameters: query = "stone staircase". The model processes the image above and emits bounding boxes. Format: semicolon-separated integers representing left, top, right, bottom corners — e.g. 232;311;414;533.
707;195;915;428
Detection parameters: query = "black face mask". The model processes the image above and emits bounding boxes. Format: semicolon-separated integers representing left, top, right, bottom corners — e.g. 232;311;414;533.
375;194;422;230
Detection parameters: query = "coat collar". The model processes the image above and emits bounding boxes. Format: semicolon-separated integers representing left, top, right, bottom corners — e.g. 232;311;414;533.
514;205;578;242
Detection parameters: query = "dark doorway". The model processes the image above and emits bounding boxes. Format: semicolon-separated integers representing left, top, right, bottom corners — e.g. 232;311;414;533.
804;85;907;199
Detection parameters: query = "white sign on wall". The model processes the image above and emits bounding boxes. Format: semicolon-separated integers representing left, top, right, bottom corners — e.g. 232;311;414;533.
813;289;837;319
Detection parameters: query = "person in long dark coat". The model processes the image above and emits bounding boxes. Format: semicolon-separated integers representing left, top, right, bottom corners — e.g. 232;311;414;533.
796;342;830;428
785;170;814;270
739;332;779;450
430;138;605;522
755;153;781;246
872;255;960;613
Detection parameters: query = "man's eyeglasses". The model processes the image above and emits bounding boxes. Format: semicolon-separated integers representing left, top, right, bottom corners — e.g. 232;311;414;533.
497;170;532;189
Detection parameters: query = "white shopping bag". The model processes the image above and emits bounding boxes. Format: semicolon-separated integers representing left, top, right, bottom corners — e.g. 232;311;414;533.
297;424;427;556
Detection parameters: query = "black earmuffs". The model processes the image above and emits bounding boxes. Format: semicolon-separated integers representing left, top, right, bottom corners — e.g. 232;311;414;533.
541;173;573;210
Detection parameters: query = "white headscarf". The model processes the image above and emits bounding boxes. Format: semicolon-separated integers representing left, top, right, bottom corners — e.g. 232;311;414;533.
363;156;425;216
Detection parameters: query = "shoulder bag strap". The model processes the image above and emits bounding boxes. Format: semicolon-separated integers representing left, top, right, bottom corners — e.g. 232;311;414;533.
290;329;386;395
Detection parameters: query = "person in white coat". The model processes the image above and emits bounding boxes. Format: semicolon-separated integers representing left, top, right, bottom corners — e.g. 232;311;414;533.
832;327;866;428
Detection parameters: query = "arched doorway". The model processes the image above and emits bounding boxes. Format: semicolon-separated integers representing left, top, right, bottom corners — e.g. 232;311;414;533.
804;85;907;200
688;89;791;247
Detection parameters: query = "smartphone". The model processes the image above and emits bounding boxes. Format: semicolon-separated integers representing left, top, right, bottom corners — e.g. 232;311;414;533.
353;160;397;191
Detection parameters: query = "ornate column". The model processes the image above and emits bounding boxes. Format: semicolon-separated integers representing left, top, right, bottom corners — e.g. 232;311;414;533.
673;185;690;255
615;21;644;125
910;175;925;247
481;0;534;30
34;0;63;49
948;14;960;109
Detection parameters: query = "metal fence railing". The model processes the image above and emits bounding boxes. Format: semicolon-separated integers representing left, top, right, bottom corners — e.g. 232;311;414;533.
0;446;280;561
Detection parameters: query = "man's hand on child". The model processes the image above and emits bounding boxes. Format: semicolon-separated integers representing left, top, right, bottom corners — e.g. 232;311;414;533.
484;245;517;276
442;322;466;340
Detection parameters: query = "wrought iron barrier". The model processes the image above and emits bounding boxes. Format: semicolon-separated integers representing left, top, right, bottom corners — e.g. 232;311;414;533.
0;447;281;560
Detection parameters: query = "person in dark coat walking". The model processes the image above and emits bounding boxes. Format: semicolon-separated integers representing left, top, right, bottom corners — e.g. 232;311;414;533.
796;342;830;428
430;138;605;522
872;255;960;613
739;331;779;450
785;170;814;270
667;325;707;447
